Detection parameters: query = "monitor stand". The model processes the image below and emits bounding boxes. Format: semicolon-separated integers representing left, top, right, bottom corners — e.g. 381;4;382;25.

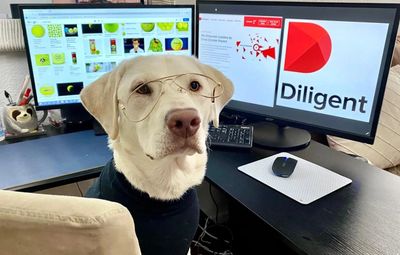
61;105;92;132
252;122;311;151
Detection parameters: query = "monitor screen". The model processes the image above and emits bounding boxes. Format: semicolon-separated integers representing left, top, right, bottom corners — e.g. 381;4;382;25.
20;4;194;110
197;1;400;144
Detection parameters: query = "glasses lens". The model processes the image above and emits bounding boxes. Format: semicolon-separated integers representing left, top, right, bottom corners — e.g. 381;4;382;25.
173;74;224;99
124;81;162;122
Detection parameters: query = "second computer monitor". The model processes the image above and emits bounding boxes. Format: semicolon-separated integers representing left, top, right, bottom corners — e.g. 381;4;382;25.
197;1;400;145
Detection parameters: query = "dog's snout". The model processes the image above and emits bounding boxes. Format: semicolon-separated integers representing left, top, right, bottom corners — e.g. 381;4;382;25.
166;109;201;138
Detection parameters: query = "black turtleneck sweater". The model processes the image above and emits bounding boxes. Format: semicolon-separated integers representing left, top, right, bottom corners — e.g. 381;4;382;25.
85;159;199;255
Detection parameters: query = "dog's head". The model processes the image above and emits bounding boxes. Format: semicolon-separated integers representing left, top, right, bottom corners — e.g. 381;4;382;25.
80;55;233;160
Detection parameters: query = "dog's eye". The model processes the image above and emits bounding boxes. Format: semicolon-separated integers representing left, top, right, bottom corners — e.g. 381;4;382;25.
136;84;151;95
27;108;33;115
189;81;201;92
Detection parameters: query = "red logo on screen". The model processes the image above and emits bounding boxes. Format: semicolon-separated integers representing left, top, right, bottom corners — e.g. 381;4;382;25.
284;22;332;73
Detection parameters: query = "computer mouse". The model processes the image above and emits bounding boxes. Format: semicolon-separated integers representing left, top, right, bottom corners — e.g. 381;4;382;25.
272;156;297;178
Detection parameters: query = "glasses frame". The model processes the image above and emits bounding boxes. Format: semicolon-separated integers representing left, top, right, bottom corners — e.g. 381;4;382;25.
119;73;223;122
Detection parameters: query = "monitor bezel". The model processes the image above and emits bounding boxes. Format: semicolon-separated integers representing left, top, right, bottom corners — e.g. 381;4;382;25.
196;0;400;144
19;3;195;111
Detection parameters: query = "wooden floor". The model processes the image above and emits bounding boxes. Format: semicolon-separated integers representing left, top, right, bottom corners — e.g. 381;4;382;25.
35;178;96;197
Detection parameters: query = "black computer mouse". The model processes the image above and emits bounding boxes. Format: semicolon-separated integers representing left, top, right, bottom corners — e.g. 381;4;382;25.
272;156;297;178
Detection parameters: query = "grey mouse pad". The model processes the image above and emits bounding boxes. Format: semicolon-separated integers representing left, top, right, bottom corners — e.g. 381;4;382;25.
238;152;352;204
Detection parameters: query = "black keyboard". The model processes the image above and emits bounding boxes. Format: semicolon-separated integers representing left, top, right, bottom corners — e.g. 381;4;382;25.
208;125;253;149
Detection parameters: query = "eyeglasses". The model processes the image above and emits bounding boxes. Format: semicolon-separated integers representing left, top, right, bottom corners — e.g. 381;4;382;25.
119;73;224;122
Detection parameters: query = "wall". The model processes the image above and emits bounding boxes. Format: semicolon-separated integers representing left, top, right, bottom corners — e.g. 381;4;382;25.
0;52;29;107
0;0;51;18
0;0;50;108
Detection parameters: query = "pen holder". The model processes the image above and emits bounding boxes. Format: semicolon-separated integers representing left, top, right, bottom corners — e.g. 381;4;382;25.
2;104;45;135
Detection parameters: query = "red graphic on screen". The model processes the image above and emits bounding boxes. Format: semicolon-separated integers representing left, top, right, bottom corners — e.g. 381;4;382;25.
261;47;275;59
284;22;331;73
236;33;277;61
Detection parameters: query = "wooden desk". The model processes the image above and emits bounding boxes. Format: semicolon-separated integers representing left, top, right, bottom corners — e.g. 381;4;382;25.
1;130;399;254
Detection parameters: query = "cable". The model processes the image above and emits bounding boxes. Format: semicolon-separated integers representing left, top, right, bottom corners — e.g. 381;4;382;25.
192;241;233;255
76;183;83;197
209;182;219;224
192;183;236;254
198;223;219;241
193;205;234;254
208;183;235;247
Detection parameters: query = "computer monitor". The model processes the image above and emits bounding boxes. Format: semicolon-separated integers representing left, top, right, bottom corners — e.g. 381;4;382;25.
19;4;194;117
197;1;400;149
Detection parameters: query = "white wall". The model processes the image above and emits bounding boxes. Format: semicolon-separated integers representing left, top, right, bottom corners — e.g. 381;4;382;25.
0;0;51;18
0;0;50;108
0;52;29;107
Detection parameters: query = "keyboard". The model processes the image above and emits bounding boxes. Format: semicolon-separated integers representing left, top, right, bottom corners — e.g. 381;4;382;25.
208;124;253;149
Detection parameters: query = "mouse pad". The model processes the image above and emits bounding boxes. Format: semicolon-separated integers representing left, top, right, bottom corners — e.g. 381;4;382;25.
238;152;352;204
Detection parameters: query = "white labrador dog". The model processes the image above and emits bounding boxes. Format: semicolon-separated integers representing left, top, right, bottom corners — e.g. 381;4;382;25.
81;55;233;255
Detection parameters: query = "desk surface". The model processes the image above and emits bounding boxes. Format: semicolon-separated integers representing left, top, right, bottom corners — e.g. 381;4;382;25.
208;144;400;254
0;130;111;191
1;130;399;254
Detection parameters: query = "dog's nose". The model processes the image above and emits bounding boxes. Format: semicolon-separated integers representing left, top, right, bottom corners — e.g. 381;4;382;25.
166;109;201;138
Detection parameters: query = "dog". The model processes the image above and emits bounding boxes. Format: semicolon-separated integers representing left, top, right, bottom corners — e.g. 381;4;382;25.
80;55;233;255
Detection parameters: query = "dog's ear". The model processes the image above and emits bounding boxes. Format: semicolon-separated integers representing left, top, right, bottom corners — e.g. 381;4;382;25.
80;63;125;140
200;63;234;127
